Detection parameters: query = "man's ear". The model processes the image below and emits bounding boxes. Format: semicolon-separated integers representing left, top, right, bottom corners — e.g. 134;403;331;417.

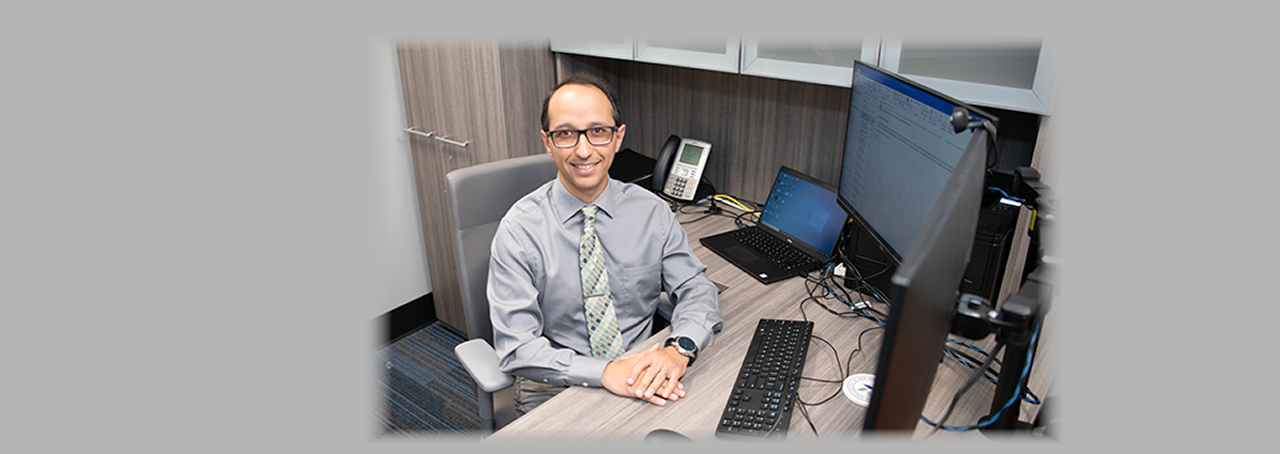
540;131;554;155
613;124;626;149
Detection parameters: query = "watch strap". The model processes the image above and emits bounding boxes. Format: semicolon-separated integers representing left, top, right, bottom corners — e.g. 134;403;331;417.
665;336;697;367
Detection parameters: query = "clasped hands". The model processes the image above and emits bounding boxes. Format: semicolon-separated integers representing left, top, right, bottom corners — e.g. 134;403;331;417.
601;343;690;406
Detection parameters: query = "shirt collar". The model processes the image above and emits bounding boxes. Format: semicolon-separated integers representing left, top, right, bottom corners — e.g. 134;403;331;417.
553;177;620;224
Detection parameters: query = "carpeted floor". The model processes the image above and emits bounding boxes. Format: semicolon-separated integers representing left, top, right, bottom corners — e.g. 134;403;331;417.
374;322;482;438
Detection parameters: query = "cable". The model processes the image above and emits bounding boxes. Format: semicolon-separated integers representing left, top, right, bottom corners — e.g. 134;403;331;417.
675;195;742;225
798;264;886;326
796;334;848;408
696;193;761;229
986;186;1025;204
948;338;997;359
845;325;883;376
711;193;758;213
833;248;891;309
921;320;1044;432
976;321;1044;425
944;339;1042;404
943;347;1000;385
819;266;886;324
731;207;761;229
922;342;1006;439
821;262;881;316
795;401;819;435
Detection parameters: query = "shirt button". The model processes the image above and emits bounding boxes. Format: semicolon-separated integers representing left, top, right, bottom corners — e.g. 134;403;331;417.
583;382;590;387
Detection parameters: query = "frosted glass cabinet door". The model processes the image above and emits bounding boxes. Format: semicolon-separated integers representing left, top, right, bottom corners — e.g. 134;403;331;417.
635;39;741;74
740;39;880;87
880;39;1057;115
549;38;635;60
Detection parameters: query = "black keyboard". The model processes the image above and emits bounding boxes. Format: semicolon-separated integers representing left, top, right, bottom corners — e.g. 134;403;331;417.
715;319;814;440
729;228;820;272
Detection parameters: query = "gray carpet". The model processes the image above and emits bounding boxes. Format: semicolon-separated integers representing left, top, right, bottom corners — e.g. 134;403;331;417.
375;322;482;438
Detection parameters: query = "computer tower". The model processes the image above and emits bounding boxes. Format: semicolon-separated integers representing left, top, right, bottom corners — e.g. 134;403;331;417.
960;201;1020;303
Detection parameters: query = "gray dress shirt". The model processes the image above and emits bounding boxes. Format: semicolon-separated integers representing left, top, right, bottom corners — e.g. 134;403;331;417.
488;177;724;388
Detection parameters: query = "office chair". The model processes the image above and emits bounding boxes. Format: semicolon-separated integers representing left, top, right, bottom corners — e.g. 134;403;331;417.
447;154;677;434
447;154;557;433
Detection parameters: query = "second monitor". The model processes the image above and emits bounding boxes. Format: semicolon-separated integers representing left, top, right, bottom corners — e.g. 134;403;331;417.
837;60;997;295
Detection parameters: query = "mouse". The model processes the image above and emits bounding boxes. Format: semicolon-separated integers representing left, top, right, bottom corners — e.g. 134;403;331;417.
644;428;694;442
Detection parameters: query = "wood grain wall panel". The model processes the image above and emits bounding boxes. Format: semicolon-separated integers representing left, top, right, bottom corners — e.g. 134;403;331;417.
397;45;468;334
396;42;555;337
555;54;852;205
498;44;558;158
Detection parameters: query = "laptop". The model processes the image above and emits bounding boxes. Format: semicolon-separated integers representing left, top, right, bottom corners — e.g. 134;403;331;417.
701;166;849;285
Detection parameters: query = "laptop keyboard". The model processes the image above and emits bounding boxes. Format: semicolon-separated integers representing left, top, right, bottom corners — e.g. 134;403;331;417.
730;228;821;272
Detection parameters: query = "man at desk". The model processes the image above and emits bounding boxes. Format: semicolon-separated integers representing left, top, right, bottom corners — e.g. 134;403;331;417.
487;72;723;417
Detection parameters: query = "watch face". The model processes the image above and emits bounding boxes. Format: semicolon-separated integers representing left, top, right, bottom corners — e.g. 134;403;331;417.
677;337;696;352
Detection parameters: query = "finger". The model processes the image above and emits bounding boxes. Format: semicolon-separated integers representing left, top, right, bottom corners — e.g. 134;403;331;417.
664;377;683;401
636;365;664;398
646;395;667;406
659;372;680;398
662;380;686;401
659;366;687;399
644;367;671;398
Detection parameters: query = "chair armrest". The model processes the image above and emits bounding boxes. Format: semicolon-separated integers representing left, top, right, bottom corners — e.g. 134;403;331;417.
454;339;516;393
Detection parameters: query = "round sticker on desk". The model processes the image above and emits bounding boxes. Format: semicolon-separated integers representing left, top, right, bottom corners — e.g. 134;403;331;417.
843;373;875;407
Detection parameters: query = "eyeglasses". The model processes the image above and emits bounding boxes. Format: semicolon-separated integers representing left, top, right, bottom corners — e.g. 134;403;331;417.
546;126;618;148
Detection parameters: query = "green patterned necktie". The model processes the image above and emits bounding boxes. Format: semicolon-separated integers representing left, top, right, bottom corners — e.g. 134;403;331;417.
579;205;625;360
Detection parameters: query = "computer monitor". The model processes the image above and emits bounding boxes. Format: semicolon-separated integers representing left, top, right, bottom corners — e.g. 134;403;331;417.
861;128;989;432
837;60;997;288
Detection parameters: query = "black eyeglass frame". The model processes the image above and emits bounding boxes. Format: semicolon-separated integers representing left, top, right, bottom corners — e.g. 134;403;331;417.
545;126;619;148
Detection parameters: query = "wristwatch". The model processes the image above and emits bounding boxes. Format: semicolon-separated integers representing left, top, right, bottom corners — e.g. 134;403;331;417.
665;336;698;367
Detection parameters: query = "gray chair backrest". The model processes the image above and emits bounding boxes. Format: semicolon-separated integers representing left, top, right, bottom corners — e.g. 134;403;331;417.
446;154;558;344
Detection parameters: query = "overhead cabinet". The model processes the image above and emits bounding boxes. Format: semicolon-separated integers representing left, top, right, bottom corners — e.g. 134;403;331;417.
552;38;1055;115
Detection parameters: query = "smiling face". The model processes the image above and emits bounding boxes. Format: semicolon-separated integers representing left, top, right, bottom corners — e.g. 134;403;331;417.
541;83;625;204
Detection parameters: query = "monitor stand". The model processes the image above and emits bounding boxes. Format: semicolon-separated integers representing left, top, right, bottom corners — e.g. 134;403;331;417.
840;221;896;300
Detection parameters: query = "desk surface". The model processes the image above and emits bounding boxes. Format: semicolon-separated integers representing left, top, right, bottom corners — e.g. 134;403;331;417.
489;206;1057;441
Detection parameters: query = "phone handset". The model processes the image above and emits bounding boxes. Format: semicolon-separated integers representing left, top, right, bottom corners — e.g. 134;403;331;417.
654;135;712;201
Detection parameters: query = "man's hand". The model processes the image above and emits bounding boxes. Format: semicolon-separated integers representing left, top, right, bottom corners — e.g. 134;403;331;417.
600;344;689;406
627;344;690;401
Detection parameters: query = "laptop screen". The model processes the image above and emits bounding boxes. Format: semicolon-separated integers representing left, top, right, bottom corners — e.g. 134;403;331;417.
758;166;847;257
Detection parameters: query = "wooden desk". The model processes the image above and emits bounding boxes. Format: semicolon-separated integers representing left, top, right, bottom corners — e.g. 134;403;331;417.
489;207;1057;441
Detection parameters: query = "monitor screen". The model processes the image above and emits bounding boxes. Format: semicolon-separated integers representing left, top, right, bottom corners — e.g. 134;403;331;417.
759;166;847;257
838;60;996;263
862;128;989;432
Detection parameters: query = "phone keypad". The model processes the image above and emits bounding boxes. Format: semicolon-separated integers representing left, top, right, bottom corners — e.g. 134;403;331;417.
667;176;696;198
